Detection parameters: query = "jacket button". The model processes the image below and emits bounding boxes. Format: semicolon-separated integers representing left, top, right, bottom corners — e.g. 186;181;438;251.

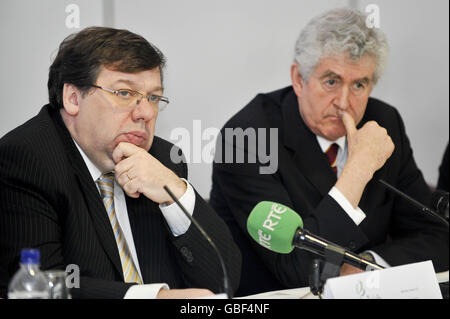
180;246;194;263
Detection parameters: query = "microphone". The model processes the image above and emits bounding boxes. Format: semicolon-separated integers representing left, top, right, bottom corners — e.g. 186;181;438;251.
432;190;449;221
247;201;384;271
379;179;449;227
163;185;232;298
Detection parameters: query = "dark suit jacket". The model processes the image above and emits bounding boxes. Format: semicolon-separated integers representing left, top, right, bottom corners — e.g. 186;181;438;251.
437;143;449;192
210;86;449;296
0;105;241;299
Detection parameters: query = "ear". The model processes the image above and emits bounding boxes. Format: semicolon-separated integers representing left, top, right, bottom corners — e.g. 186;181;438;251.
290;62;304;98
62;83;81;116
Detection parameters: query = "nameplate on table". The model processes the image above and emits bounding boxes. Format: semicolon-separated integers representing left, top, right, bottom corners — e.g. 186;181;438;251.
323;260;442;299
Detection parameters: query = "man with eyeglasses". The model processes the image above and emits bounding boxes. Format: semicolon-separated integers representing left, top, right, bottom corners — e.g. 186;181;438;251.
210;8;448;296
0;27;241;299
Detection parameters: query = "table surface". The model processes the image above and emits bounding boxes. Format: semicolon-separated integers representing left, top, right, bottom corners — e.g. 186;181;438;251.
238;271;449;299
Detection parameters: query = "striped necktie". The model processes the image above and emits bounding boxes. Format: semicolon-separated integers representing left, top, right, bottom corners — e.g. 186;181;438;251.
325;143;339;176
96;173;142;284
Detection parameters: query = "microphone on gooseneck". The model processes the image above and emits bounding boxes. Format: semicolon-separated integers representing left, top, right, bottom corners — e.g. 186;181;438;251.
163;185;232;298
246;201;384;271
379;179;449;227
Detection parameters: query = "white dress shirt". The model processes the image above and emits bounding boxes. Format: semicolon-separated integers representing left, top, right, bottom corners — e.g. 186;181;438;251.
73;141;196;298
316;135;390;268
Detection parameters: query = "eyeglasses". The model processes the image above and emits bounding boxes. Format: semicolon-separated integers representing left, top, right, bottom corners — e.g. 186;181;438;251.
89;85;169;112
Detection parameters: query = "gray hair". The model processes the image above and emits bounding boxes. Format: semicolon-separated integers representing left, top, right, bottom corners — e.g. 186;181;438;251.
294;8;389;84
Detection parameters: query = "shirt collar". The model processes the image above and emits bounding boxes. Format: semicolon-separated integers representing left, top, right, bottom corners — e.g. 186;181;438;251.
72;139;103;182
316;135;347;153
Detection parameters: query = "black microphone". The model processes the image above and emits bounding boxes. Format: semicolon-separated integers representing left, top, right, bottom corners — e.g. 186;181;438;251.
432;190;449;221
293;227;384;271
163;185;232;298
379;179;449;227
247;201;384;271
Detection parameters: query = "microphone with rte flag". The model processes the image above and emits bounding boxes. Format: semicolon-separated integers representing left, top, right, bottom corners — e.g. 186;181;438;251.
246;201;384;271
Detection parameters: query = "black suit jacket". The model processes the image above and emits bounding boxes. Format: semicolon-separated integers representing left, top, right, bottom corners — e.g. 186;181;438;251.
437;143;449;191
210;86;449;296
0;105;241;299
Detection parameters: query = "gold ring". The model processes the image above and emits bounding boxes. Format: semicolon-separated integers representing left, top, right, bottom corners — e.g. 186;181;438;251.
126;173;132;181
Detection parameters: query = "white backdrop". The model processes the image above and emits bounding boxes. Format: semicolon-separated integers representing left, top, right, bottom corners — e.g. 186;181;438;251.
0;0;448;198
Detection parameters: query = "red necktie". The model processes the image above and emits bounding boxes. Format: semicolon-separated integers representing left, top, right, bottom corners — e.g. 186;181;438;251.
325;143;339;176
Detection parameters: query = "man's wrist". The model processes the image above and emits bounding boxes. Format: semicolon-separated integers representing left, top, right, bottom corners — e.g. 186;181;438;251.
335;162;373;208
164;178;187;204
342;157;374;185
159;179;195;236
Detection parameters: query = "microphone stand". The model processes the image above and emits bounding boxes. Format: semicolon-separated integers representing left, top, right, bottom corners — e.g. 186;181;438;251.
309;246;346;298
309;180;449;298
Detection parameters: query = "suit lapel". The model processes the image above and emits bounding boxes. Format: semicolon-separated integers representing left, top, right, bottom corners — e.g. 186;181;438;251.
49;107;124;279
281;91;337;197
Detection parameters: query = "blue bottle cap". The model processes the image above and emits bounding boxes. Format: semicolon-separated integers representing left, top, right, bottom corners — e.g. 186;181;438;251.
20;249;40;264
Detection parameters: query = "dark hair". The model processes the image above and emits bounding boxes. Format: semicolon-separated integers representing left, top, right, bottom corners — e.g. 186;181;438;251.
48;26;166;109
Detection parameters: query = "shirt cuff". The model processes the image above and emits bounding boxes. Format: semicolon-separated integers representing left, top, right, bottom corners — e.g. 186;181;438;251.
159;178;195;236
123;283;169;299
329;187;366;226
365;250;391;269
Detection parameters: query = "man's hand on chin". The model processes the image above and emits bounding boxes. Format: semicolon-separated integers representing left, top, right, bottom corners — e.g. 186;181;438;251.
335;110;395;208
112;142;187;204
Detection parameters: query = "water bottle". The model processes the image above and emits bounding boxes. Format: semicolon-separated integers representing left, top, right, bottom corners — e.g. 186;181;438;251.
7;249;49;299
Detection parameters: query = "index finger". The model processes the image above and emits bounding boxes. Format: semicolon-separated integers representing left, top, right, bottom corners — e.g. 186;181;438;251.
112;142;141;163
339;110;357;137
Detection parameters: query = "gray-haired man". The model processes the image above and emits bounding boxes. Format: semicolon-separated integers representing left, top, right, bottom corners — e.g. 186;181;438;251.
210;8;449;296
